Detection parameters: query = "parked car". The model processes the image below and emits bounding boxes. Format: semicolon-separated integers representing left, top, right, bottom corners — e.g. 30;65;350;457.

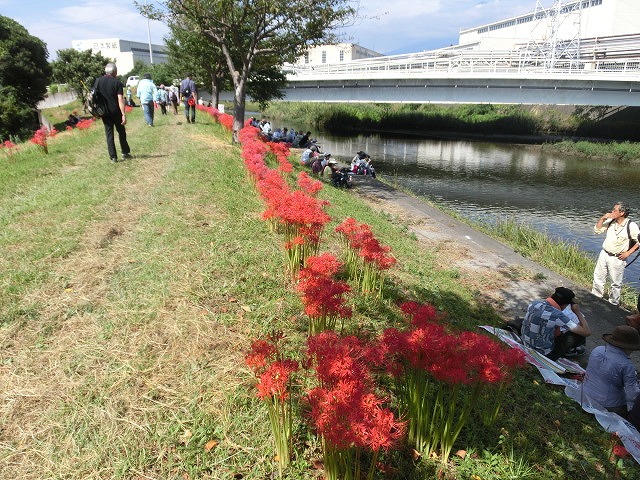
126;75;140;87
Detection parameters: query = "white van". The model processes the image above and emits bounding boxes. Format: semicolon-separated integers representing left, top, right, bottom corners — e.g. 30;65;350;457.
126;76;140;87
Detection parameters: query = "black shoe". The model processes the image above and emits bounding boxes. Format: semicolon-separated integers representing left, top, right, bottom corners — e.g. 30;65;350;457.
564;346;586;358
190;119;195;123
110;157;118;163
122;153;132;160
186;118;191;124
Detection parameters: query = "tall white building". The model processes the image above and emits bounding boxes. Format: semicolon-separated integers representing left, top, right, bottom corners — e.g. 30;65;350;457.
458;0;639;51
293;43;382;66
71;38;168;75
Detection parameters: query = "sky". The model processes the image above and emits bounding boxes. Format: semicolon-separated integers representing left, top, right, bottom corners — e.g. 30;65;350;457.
0;0;549;58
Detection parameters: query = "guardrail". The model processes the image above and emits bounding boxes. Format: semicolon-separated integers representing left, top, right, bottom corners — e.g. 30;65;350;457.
286;50;640;79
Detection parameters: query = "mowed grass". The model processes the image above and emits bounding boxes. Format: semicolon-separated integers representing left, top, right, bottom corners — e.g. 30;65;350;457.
1;104;639;479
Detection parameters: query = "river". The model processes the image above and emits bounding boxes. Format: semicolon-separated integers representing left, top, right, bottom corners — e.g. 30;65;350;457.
309;131;640;290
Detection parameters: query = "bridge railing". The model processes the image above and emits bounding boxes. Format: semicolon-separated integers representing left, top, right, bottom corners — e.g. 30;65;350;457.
287;49;640;79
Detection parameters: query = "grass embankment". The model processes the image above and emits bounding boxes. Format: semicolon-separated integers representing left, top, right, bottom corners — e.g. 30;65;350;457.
1;104;638;479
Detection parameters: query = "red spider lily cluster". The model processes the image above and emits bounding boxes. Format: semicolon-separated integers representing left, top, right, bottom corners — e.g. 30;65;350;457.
75;118;95;130
196;104;234;130
296;253;352;335
239;124;330;277
30;126;51;154
335;217;397;298
234;117;526;476
306;332;406;480
374;301;526;463
245;333;299;475
1;140;18;161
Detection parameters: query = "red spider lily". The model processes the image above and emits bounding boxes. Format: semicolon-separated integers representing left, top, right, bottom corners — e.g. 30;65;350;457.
335;217;396;297
297;171;323;196
30;126;49;153
256;359;299;401
399;301;443;327
245;334;298;474
245;339;277;373
48;127;58;137
373;302;526;462
306;332;405;480
1;139;18;161
75;118;95;130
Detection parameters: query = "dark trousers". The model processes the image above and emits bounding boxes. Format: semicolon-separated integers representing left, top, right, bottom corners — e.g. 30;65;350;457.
184;101;195;121
547;331;586;361
102;113;130;159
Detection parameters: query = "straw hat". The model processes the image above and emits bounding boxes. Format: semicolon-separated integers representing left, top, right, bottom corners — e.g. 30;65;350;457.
603;325;640;350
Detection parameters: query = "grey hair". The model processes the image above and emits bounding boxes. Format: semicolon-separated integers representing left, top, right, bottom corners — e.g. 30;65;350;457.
104;62;117;75
616;201;631;217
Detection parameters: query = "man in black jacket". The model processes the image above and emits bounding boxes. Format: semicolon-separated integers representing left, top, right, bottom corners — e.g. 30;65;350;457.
93;63;132;162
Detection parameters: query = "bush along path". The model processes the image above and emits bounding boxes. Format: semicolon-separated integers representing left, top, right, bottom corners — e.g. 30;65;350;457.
1;105;639;479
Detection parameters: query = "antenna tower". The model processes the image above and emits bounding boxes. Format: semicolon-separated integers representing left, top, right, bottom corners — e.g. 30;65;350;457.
523;0;583;69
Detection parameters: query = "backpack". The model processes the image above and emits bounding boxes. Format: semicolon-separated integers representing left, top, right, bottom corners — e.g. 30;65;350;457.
181;82;192;99
171;92;178;102
606;219;638;249
86;86;107;118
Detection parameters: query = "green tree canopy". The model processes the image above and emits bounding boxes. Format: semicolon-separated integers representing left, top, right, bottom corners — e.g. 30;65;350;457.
0;16;51;140
141;0;355;141
51;48;112;109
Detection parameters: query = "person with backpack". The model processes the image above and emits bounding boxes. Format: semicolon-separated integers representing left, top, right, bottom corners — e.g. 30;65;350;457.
170;88;179;115
180;73;197;124
592;202;640;305
93;62;132;163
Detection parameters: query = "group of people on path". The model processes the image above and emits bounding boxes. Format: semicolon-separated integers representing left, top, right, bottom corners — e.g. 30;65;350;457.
513;201;640;432
92;63;198;162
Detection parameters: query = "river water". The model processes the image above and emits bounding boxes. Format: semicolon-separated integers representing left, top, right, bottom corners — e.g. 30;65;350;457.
311;131;640;289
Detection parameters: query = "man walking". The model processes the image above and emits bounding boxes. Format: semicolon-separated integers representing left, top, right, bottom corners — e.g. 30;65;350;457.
93;63;131;163
137;73;158;127
180;73;197;124
592;202;640;305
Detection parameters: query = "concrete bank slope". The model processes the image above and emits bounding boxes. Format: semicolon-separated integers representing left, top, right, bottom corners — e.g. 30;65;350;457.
351;175;634;367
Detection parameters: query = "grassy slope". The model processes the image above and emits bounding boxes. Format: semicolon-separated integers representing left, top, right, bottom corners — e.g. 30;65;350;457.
0;105;638;479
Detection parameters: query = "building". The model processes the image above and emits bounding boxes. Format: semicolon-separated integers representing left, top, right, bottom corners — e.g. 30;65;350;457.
458;0;639;52
293;43;382;66
71;38;168;75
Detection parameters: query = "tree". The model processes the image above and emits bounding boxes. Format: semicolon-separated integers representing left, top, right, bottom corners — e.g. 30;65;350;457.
0;15;51;140
51;48;111;112
165;21;229;108
141;0;354;142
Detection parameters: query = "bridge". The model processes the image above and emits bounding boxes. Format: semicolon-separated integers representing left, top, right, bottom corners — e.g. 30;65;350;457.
281;43;640;107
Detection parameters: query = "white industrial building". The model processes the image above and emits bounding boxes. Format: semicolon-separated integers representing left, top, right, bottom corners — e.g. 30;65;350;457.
294;43;382;66
458;0;639;52
71;38;168;75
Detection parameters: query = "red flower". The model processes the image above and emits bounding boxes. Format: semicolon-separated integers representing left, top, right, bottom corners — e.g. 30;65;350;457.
256;359;299;400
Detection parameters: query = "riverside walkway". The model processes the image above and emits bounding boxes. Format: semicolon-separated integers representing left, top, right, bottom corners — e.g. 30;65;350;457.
351;174;635;367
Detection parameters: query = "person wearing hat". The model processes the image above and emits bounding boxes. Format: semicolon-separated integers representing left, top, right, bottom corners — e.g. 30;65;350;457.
322;158;338;177
521;287;592;360
136;73;158;127
582;325;640;417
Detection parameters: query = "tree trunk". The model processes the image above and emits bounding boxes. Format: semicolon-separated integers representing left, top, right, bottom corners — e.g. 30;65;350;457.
232;81;247;143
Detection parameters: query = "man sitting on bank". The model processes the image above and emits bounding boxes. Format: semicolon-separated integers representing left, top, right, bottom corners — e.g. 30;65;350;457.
521;287;592;360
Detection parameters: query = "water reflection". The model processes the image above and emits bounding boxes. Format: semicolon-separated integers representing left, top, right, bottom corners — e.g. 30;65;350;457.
314;132;640;289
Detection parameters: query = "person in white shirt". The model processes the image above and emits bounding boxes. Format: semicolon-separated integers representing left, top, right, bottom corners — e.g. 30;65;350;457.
592;202;640;305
